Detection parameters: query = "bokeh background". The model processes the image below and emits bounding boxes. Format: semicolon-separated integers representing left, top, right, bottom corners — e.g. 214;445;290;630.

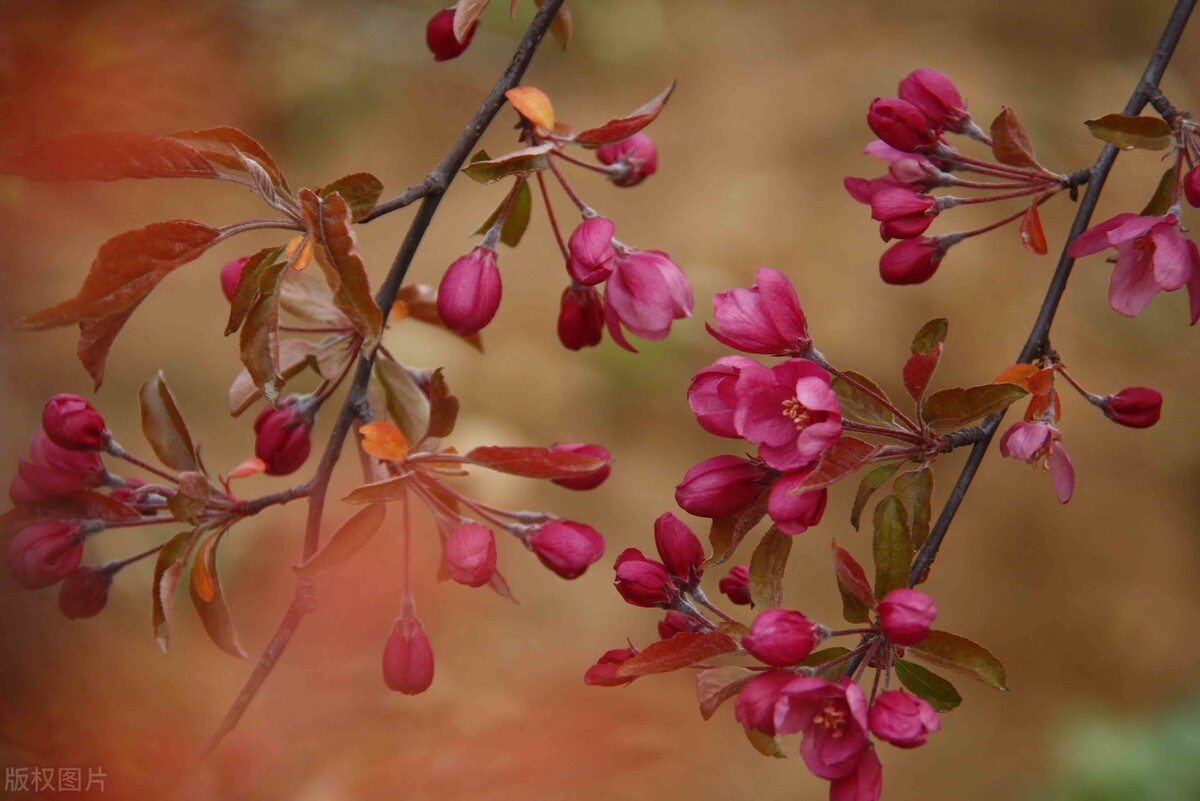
2;1;1199;799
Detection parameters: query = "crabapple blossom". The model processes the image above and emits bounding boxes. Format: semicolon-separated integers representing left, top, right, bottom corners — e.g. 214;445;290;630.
829;744;883;801
877;589;937;646
596;133;658;187
42;394;109;451
613;548;678;607
718;564;752;606
999;419;1075;503
58;566;113;619
444;522;498;588
557;284;605;350
425;7;475;62
868;690;941;748
674;454;767;519
774;677;871;780
603;249;693;351
652;513;704;586
733;359;842;472
766;468;828;535
741;609;820;666
437;246;502;336
566;216;616;285
687;355;758;439
549;443;611;491
219;256;250;302
879;236;954;284
8;521;86;590
382;612;434;695
658;610;705;640
9;432;106;506
867;98;940;154
898;68;971;133
253;399;313;476
734;669;795;735
707;268;812;356
1101;386;1163;428
583;647;638;687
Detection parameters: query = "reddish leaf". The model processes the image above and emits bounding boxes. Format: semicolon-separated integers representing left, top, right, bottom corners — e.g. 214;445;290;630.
872;495;912;601
461;144;553;184
1084;114;1172;151
903;348;942;403
239;261;288;404
320;172;384;222
921;384;1028;432
152;530;198;654
170;126;288;190
1020;203;1048;255
573;82;676;146
454;0;492;43
3;131;215;182
696;666;755;721
464;446;606;479
832;372;904;430
990;108;1041;169
167;471;210;523
704;491;768;567
77;308;136;388
533;0;572;49
505;86;555;130
906;630;1008;691
190;529;247;658
893;467;934;549
360;421;410;462
139;371;200;473
748;526;791;609
831;541;875;623
294;504;386;578
225;246;287;336
226;457;267;480
789;437;879;493
427;368;459;439
910;318;948;355
615;631;738;678
343;476;408;505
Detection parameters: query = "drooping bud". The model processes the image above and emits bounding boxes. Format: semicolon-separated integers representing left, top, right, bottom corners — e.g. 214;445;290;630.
658;610;706;640
425;7;476;62
733;669;795;734
58;566;113;619
220;256;250;302
687;356;758;439
566;217;617;285
1186;166;1200;209
674;455;766;519
8;521;85;589
877;588;937;646
41;394;109;452
898;68;970;132
870;187;938;241
718;565;752;606
1101;386;1162;429
767;469;828;535
707;268;811;356
741;609;819;666
879;236;953;285
10;432;106;506
549;443;611;491
382;612;435;694
557;284;605;350
596;133;658;187
868;689;941;748
530;521;605;579
867;98;940;154
253;398;313;476
613;547;678;608
437;247;501;336
583;647;638;687
443;522;497;588
652;513;704;585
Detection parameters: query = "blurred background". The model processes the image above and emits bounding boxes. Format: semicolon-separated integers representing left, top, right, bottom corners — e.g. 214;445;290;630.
1;1;1199;799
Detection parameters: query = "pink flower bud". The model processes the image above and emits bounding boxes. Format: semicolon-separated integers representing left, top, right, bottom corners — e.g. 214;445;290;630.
868;689;940;748
658;610;706;640
382;613;435;694
1102;386;1162;428
10;432;106;506
437;247;501;336
870;187;938;241
566;217;616;285
58;566;113;619
767;469;828;535
425;7;475;62
613;547;678;607
557;284;605;350
220;256;250;302
653;513;704;585
530;521;605;579
718;565;752;606
674;455;766;519
583;647;638;687
888;155;943;188
734;669;795;734
549;443;611;491
899;68;969;132
253;398;313;476
867;98;940;154
42;394;109;452
8;521;85;589
687;356;758;439
877;588;937;646
741;609;819;666
443;522;497;588
596;133;658;187
879;236;948;285
1186;166;1200;209
708;268;811;356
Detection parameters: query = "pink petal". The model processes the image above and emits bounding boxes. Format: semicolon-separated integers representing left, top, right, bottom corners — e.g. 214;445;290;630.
1149;221;1191;291
1107;213;1168;245
1048;443;1075;504
1187;241;1200;325
1108;245;1162;317
1067;213;1138;257
999;422;1049;461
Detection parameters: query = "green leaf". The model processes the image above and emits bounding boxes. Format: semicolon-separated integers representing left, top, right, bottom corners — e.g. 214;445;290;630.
320;172;384;222
475;179;533;247
850;463;900;531
872;495;912;601
748;527;791;609
907;629;1009;691
615;631;738;678
294;504;386;578
893;466;934;549
911;318;949;355
139;371;200;473
704;491;768;567
374;359;431;447
921;384;1028;432
803;646;854;682
151;530;197;653
831;540;875;623
189;528;247;658
893;659;962;712
832;371;904;430
461;144;552;184
789;436;879;494
744;727;787;758
695;666;755;721
1085;114;1173;151
1141;167;1178;216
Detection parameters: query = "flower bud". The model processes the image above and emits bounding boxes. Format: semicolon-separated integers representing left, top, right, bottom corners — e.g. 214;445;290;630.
382;613;435;695
437;247;501;336
253;399;313;476
868;689;941;748
613;547;678;607
708;267;811;356
899;68;969;132
530;521;605;579
878;588;937;646
687;356;757;438
734;670;795;734
658;610;705;640
8;521;85;589
583;647;638;687
867;98;940;154
741;609;819;666
718;565;752;606
10;432;106;506
557;284;605;350
444;522;497;588
888;155;943;188
425;7;475;62
220;256;250;302
566;217;616;285
879;236;948;285
42;394;109;452
870;187;938;241
1102;386;1162;429
549;443;611;491
767;469;828;535
58;566;113;619
674;455;766;519
1186;166;1200;209
653;513;704;585
596;133;658;187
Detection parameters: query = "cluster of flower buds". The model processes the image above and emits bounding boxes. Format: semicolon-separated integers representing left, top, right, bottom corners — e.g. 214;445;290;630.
848;69;1085;285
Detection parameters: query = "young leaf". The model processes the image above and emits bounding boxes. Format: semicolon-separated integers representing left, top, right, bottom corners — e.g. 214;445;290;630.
151;530;197;653
1141;167;1178;216
903;349;942;404
831;540;875;624
805;647;855;682
572;81;677;146
464;446;605;479
167;471;211;523
189;529;247;658
695;666;756;721
170;126;289;190
704;491;768;567
910;318;948;355
872;495;912;601
1020;203;1048;255
832;372;903;430
239;261;288;404
893;466;934;549
744;728;786;759
505;87;555;130
1084;114;1173;151
990;108;1040;169
3;131;216;182
294;504;387;578
615;631;738;678
374;358;431;446
226;245;287;336
359;421;410;462
487;568;517;603
343;476;408;505
850;463;900;531
77;308;136;388
533;0;572;49
893;659;962;712
906;630;1009;691
461;144;553;184
922;384;1028;432
139;371;200;473
748;526;791;609
474;179;533;247
454;0;492;43
427;368;460;439
788;437;879;494
319;172;384;222
227;339;330;416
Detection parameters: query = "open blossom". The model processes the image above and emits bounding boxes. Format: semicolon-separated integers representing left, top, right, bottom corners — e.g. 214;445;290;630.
734;669;795;735
767;468;828;535
1068;212;1200;321
566;217;616;285
557;284;605;350
877;589;937;646
733;359;842;472
10;432;106;506
584;647;637;687
718;565;752;606
707;268;811;356
675;454;767;519
868;690;940;748
999;420;1075;504
604;250;693;351
687;356;758;439
437;246;502;336
830;744;883;801
775;677;871;780
742;609;820;666
596;133;658;187
529;521;605;579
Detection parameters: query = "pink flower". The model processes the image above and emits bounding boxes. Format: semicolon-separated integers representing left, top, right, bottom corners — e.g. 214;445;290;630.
1101;386;1162;429
877;589;937;646
1068;212;1199;320
58;566;113;619
775;677;871;780
653;513;704;585
437;246;502;336
382;612;435;694
557;284;605;350
8;521;85;589
10;432;106;506
879;236;953;285
425;7;475;62
734;669;795;734
707;268;811;356
734;359;842;472
529;521;605;579
999;420;1075;504
613;547;678;608
867;98;940;154
583;647;638;687
869;187;938;241
596;133;658;187
549;443;611;490
42;394;109;452
899;68;970;133
742;609;820;666
254;399;313;476
566;217;616;285
443;522;497;588
844;175;901;205
829;744;883;801
658;610;706;640
220;256;250;302
868;690;940;748
675;455;767;519
719;565;752;606
767;469;828;535
687;356;759;438
604;250;693;351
